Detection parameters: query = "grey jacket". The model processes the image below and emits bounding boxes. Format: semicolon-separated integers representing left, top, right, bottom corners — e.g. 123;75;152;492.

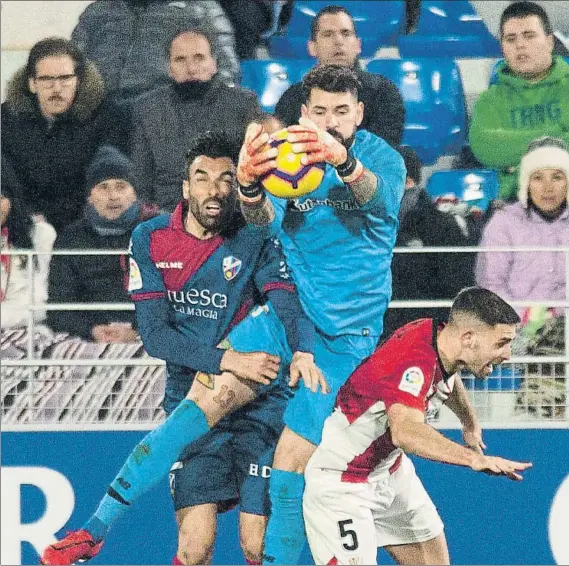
71;0;239;99
131;81;262;209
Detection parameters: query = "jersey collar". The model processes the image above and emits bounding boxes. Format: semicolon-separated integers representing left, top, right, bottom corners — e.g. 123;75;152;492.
432;319;452;382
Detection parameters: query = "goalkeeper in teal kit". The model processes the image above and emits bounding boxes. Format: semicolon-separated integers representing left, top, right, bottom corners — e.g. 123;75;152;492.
237;65;406;564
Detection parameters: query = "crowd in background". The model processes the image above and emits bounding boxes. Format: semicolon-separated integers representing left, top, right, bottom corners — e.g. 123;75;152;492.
1;0;567;417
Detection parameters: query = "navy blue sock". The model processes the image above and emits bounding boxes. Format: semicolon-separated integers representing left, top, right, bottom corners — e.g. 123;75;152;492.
262;469;307;565
86;399;209;537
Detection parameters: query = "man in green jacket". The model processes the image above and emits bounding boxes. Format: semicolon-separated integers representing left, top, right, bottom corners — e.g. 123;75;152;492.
469;1;569;201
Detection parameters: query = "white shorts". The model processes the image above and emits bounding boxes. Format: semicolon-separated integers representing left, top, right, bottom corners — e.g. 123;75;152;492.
303;454;444;565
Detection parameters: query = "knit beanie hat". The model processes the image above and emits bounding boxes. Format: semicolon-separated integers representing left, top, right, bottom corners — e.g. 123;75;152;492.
85;145;136;193
518;137;569;208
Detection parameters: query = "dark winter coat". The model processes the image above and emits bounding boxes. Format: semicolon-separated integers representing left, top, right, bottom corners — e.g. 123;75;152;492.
383;189;477;337
275;67;405;148
1;63;130;232
71;0;239;99
46;204;159;339
131;81;262;210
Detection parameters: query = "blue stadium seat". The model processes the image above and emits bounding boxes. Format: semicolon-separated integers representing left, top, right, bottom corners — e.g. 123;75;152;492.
426;169;499;213
462;366;522;391
240;59;312;113
398;1;501;58
366;58;467;164
269;1;405;59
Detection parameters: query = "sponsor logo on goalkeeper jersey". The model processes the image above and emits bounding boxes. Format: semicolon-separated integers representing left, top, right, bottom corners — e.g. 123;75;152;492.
167;288;228;319
289;196;359;212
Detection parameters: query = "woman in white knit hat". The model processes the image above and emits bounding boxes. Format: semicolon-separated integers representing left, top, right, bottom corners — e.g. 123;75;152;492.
476;136;568;327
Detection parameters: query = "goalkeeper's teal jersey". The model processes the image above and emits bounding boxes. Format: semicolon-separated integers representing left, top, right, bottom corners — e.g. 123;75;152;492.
260;129;406;338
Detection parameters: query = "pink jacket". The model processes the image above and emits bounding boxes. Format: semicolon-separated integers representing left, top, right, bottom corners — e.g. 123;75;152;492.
475;202;568;304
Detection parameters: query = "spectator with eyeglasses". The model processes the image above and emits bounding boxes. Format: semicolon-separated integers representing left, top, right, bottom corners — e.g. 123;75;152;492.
1;37;130;233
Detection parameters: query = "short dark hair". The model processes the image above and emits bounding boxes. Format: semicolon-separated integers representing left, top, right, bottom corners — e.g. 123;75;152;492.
168;27;218;60
449;287;520;327
398;146;422;185
499;1;552;37
302;65;361;103
185;131;238;178
310;5;356;41
25;37;86;82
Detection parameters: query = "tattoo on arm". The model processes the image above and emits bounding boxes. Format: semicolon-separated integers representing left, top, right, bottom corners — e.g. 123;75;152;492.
213;384;236;409
240;199;275;226
346;167;379;206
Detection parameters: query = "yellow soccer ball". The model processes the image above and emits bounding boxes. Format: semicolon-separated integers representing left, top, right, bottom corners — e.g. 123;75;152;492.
260;128;325;199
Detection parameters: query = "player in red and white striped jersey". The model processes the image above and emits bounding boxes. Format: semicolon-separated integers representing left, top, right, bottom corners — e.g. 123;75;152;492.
304;287;533;565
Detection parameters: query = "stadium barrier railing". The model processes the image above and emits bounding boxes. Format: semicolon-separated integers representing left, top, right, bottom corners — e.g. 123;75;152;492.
1;247;567;427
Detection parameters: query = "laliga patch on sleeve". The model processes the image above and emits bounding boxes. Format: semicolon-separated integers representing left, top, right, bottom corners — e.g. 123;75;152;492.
128;257;143;291
399;366;424;397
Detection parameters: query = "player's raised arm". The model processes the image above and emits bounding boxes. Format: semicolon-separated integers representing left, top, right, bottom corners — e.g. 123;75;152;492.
288;115;381;207
286;65;406;213
387;403;532;480
237;122;280;227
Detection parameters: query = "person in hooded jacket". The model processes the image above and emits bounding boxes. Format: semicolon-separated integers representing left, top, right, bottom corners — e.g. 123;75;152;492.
1;37;129;233
469;2;569;201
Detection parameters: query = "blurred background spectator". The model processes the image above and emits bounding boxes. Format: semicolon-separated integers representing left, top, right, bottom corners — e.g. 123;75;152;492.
404;0;422;34
475;136;568;339
469;2;569;201
71;0;239;105
383;146;476;337
130;28;263;210
1;184;56;329
47;146;160;342
218;0;293;60
274;4;405;148
472;0;569;54
1;37;129;233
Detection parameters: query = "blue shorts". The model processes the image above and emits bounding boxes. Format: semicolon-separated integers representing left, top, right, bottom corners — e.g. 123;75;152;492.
170;387;290;515
169;304;293;515
284;332;377;445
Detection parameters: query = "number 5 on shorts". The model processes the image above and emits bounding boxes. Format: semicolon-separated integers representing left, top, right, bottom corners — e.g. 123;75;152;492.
338;519;359;551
